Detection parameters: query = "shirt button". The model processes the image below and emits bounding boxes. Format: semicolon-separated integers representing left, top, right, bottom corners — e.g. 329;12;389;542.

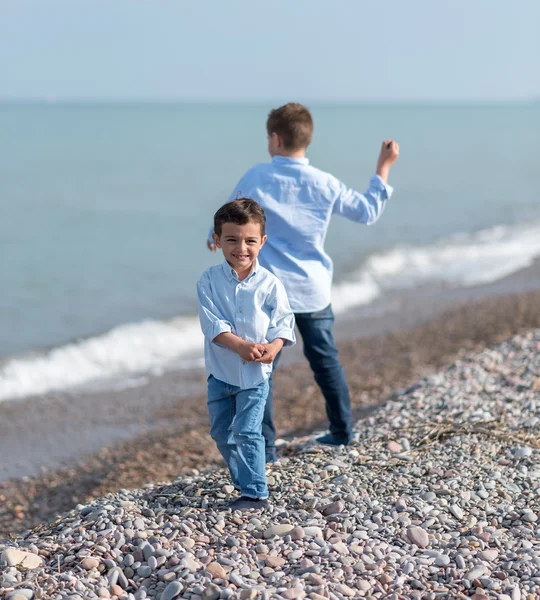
238;308;243;313
242;360;247;365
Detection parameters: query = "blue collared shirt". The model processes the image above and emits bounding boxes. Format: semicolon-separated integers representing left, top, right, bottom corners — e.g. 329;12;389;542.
210;156;393;313
197;260;296;389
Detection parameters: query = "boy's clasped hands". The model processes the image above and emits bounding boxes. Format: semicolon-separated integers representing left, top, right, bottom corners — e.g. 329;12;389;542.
236;339;283;364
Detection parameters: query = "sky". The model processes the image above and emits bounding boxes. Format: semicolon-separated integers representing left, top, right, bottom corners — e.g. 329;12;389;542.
0;0;538;102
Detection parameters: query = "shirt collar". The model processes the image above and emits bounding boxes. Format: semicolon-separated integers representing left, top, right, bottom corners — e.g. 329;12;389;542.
222;259;259;282
272;155;309;166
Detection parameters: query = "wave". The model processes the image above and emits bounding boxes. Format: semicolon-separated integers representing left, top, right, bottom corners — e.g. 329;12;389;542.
332;221;540;314
2;221;540;401
0;317;204;401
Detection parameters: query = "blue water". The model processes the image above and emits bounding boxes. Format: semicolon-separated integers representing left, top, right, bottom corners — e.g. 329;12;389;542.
1;103;539;362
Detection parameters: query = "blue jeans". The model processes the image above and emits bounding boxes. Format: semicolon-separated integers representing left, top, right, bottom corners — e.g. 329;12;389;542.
207;376;269;499
263;304;352;460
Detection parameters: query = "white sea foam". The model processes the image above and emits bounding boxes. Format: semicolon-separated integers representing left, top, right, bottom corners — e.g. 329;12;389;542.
2;221;540;401
0;317;204;401
332;221;540;314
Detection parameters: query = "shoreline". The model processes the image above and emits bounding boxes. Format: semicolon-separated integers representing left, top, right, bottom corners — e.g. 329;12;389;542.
1;257;540;482
1;285;540;539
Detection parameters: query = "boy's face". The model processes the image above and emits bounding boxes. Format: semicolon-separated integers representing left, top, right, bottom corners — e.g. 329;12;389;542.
213;221;267;275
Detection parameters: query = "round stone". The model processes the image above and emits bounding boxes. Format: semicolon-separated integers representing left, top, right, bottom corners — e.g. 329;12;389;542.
161;581;184;600
435;554;451;567
263;524;295;539
7;592;34;600
478;549;498;562
81;557;99;570
206;561;227;579
407;526;429;548
466;565;489;580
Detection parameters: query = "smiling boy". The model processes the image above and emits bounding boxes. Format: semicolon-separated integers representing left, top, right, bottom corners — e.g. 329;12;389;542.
197;198;295;510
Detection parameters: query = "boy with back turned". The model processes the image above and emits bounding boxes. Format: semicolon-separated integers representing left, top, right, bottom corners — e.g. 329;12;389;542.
208;103;399;460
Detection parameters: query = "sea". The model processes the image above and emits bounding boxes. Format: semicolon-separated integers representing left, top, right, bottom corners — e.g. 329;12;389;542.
1;102;539;401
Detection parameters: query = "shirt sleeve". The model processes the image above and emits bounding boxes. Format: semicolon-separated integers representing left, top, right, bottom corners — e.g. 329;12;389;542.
266;280;296;347
332;174;393;225
197;273;233;342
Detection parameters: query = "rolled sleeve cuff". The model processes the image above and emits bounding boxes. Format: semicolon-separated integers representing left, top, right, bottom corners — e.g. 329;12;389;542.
371;174;394;199
205;320;232;343
268;328;296;347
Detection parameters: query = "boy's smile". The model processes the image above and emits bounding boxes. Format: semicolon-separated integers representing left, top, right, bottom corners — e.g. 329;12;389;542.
214;221;267;280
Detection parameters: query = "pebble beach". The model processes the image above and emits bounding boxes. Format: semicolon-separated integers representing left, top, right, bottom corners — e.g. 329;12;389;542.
1;310;540;598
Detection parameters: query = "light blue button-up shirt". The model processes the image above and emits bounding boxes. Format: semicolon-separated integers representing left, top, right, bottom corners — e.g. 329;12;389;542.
211;156;393;313
197;260;296;389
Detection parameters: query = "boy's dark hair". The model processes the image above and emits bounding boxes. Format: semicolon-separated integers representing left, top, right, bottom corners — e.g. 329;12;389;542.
267;103;313;151
214;198;266;237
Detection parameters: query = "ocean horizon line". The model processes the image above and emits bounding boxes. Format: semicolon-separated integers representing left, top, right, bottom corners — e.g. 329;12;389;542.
0;97;537;109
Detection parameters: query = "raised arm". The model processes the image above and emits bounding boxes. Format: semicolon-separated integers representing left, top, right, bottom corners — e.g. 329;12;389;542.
332;140;399;225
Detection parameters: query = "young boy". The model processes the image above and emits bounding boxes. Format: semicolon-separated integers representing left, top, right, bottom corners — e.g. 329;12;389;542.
198;198;295;510
208;103;399;460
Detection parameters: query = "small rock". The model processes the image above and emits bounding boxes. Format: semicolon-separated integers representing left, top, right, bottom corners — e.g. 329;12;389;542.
7;591;34;600
179;537;195;549
290;526;305;540
239;591;257;600
206;561;227;579
407;526;429;548
334;583;356;597
161;581;184;600
183;556;202;572
357;580;371;591
222;485;235;494
202;584;221;600
478;549;498;562
303;526;323;538
263;524;294;538
332;542;349;554
265;555;286;568
466;565;489;580
449;504;463;520
322;501;344;516
387;441;402;453
82;557;100;570
379;573;393;584
281;586;304;600
435;554;450;567
225;536;240;547
1;549;44;569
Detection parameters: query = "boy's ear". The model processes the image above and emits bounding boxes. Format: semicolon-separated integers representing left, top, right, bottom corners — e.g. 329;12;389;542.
212;232;221;248
261;234;267;247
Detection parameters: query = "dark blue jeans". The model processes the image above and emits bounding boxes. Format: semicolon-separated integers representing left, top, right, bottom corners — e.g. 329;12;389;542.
263;304;352;461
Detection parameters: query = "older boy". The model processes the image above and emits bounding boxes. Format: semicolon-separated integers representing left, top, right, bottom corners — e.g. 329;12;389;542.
198;198;295;510
208;103;399;460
